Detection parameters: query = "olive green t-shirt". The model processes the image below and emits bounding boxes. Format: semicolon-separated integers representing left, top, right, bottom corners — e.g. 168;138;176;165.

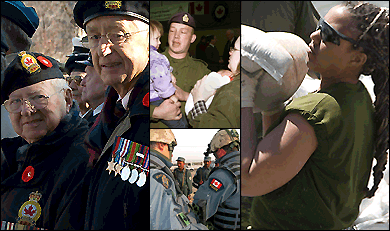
150;51;211;128
250;81;375;229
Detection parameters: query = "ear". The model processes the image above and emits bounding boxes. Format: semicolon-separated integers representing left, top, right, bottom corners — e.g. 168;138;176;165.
349;51;367;68
64;88;73;113
156;142;165;151
191;33;197;44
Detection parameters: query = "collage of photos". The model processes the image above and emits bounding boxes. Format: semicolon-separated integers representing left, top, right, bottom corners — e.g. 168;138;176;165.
1;1;388;230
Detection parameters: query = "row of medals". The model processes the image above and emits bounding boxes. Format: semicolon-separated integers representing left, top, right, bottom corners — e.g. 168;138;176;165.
106;158;147;187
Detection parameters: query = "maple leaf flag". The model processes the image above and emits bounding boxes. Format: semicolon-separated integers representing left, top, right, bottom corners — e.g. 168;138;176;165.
190;1;209;15
211;179;222;189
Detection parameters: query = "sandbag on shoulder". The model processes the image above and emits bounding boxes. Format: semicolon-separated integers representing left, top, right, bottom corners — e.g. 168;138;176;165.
241;25;310;114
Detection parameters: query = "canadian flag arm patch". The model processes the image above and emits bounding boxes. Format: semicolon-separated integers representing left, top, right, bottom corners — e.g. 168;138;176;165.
209;178;224;192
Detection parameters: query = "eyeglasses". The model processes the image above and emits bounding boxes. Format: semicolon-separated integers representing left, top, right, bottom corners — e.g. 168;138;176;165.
3;89;65;113
66;75;84;86
316;18;359;47
229;47;240;53
86;29;148;48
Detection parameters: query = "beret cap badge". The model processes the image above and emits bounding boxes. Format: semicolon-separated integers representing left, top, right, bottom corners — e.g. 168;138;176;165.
105;1;122;10
183;14;189;23
19;51;41;74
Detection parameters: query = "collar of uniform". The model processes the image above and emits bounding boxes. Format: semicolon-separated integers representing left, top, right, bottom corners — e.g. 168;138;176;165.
151;149;173;169
117;88;133;110
127;63;150;118
218;150;240;165
163;49;190;65
93;102;104;116
209;44;215;48
80;109;91;118
5;53;18;66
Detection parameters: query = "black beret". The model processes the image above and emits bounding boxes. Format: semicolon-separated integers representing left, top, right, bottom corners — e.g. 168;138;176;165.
2;51;64;104
1;31;9;53
75;52;93;67
168;12;196;29
65;54;89;75
1;1;39;38
73;1;149;29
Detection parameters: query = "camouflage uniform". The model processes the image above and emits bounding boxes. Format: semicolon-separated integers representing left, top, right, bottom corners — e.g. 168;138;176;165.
193;130;240;230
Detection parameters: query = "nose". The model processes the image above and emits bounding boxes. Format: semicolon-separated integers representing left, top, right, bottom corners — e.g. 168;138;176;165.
20;99;36;116
97;36;113;57
98;43;113;57
80;75;87;87
173;30;180;39
310;29;321;45
69;80;78;89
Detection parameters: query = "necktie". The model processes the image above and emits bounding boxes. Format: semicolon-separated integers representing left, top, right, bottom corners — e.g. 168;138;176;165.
114;99;126;118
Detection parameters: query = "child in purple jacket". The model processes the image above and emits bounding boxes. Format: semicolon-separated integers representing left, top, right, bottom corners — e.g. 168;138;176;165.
150;20;188;128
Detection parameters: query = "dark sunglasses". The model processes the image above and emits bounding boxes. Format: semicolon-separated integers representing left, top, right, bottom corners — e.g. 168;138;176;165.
316;18;359;48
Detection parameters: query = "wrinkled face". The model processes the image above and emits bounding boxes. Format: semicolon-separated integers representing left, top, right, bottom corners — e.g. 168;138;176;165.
68;71;86;103
85;16;149;89
308;5;362;76
8;80;69;143
150;28;161;50
177;160;185;170
168;23;196;56
81;66;107;105
228;37;240;74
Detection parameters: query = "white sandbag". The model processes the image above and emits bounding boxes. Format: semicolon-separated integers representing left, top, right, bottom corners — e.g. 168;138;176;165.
185;72;230;115
241;25;293;84
241;25;310;113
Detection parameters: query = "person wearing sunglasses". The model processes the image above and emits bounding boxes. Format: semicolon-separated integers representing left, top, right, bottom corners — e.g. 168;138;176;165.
242;2;388;230
1;51;90;229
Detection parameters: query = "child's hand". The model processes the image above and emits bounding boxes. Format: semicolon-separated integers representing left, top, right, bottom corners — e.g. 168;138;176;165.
171;73;177;85
172;83;189;102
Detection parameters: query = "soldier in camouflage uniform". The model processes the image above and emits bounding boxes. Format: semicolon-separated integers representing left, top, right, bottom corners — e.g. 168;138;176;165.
173;157;193;200
193;129;241;230
150;129;207;230
150;12;211;128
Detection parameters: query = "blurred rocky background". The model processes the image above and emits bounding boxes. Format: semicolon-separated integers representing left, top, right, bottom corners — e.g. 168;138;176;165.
23;1;85;65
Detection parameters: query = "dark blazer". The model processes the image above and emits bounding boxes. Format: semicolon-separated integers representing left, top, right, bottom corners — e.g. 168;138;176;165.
1;105;90;230
55;64;150;229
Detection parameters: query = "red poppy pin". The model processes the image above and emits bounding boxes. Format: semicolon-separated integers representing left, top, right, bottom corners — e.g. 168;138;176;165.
142;92;149;107
36;56;53;68
22;166;35;182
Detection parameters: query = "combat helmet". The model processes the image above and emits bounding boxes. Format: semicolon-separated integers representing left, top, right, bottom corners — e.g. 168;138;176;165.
150;129;176;144
210;129;240;152
150;129;177;152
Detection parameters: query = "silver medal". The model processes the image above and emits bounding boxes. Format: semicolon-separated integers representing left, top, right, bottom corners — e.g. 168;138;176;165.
121;166;130;181
128;169;139;184
136;171;146;187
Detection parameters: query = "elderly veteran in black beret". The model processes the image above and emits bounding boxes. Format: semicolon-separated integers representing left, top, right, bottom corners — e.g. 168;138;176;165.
151;12;211;128
56;1;150;229
0;51;90;230
65;37;90;117
77;53;108;128
2;1;40;140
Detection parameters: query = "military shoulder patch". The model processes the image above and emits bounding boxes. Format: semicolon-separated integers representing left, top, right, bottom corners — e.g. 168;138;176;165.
153;173;172;189
209;178;224;192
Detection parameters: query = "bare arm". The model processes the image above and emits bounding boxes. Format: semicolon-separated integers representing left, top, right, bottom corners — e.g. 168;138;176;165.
241;110;318;197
